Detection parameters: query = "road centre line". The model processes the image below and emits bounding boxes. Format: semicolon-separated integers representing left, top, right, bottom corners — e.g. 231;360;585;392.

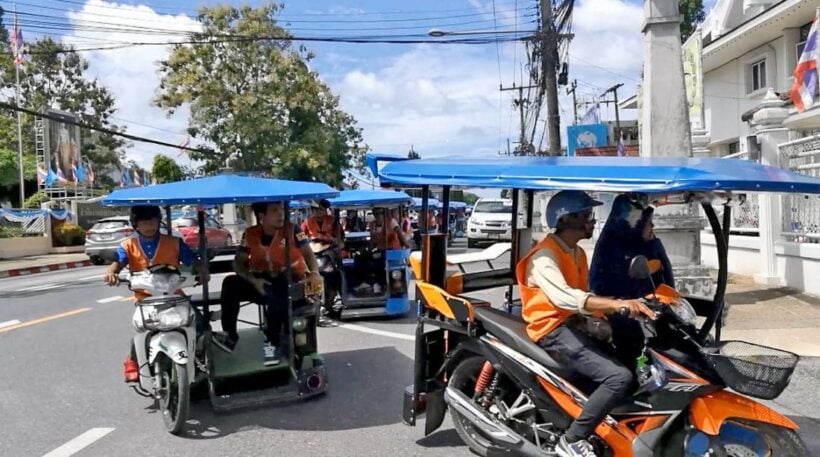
96;296;123;303
0;319;21;329
0;308;92;334
336;322;415;341
42;428;115;457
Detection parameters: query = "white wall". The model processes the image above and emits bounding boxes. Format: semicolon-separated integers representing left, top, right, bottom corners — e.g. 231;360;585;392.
0;236;51;259
702;232;820;296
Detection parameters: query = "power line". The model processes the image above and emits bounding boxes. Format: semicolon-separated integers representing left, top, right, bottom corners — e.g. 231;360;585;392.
0;101;209;155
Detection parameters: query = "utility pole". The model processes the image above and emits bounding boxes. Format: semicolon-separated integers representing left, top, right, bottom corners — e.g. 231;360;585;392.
501;84;538;155
540;0;561;156
566;80;579;125
601;83;624;141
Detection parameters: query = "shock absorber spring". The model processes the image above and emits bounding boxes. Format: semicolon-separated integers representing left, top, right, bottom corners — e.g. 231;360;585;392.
473;361;494;397
480;372;502;408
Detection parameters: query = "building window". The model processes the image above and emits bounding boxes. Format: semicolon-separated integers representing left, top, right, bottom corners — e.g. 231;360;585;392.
797;21;813;60
749;59;767;93
728;141;740;155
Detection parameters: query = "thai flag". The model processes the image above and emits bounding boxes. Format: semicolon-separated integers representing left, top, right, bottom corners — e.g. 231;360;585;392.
37;166;47;186
123;167;132;187
74;160;86;183
55;161;67;184
132;169;141;186
10;14;24;66
616;131;625;157
85;159;95;184
790;11;819;113
70;160;79;184
177;136;191;157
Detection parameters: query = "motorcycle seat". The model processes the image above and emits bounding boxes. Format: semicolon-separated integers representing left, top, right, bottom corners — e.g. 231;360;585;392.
473;307;564;373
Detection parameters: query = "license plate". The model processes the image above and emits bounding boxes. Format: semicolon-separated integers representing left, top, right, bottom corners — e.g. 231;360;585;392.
96;234;114;240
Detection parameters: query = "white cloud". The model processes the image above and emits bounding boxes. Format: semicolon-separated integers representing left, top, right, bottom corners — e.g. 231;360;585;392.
63;0;200;170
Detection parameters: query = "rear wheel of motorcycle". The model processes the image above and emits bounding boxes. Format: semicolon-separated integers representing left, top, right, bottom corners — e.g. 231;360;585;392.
157;357;190;435
449;356;499;457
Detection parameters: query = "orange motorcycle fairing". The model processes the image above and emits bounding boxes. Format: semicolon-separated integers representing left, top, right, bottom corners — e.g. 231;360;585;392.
689;390;798;436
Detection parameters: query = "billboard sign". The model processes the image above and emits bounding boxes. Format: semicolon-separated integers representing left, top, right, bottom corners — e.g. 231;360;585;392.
42;108;82;186
567;123;608;156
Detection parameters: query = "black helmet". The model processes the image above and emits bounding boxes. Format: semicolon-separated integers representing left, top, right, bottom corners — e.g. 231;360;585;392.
130;205;162;227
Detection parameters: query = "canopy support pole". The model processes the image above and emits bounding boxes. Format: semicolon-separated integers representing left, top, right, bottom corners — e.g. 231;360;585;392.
698;203;728;343
508;189;520;313
284;200;295;369
197;210;210;316
420;186;430;282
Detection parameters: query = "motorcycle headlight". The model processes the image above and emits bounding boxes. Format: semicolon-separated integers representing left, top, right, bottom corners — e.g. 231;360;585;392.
670;298;697;325
292;317;307;332
390;269;403;280
154;305;194;330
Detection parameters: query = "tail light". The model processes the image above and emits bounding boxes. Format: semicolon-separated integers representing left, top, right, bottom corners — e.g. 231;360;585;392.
119;227;134;236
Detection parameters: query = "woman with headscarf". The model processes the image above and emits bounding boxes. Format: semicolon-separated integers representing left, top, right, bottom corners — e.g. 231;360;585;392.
589;193;674;361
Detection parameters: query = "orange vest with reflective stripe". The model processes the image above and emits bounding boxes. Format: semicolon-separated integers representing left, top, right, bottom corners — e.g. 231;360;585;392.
121;235;180;301
245;224;307;279
370;217;401;249
516;235;590;342
303;215;336;243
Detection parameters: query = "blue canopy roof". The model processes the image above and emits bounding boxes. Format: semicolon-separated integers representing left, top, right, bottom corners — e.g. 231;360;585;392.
102;174;339;206
375;156;820;194
328;189;412;208
450;201;468;209
411;197;442;209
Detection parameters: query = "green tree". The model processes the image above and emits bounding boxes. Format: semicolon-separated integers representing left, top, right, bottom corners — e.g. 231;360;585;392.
155;3;365;187
463;192;479;206
680;0;705;42
152;154;184;183
408;147;420;159
0;147;35;188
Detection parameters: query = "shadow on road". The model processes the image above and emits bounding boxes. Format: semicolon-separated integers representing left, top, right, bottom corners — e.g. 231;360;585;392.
178;346;412;439
416;428;463;450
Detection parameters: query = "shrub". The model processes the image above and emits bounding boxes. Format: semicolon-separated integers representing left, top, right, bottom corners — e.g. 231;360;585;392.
23;192;50;209
52;222;86;246
0;226;25;238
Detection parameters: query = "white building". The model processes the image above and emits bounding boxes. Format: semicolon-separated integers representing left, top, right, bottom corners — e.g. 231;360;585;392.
699;0;818;155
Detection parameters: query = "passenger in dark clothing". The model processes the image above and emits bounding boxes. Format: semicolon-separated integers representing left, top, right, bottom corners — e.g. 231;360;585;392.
590;193;675;361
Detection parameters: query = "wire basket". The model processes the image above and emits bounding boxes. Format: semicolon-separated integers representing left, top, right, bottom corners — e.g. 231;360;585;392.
703;340;799;400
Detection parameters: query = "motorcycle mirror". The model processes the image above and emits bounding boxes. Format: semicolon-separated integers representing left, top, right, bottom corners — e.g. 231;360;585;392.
628;255;651;280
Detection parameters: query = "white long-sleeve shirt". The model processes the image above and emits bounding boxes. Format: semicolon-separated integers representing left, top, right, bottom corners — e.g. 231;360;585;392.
524;234;592;314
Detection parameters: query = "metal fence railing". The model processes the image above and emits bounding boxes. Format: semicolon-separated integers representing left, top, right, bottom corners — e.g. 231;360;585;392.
778;134;820;243
718;152;760;235
0;209;47;238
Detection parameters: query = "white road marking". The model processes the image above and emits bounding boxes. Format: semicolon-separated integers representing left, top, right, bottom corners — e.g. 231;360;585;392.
96;296;123;303
78;274;104;281
42;427;115;457
0;319;21;329
336;322;415;341
17;284;61;292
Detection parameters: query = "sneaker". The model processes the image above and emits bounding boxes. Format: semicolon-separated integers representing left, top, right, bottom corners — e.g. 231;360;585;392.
123;356;139;383
262;343;280;366
212;332;238;353
555;436;597;457
318;315;338;327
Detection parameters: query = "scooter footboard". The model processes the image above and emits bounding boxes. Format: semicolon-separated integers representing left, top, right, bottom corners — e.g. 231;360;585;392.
689;390;798;435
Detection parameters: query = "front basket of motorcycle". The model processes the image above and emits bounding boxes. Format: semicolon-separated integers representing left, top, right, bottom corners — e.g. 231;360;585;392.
703;340;799;400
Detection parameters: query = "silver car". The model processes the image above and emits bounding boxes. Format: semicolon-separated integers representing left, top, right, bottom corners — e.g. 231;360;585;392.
85;216;179;265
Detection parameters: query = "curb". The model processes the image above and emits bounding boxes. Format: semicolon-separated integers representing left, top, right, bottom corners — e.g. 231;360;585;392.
0;260;93;279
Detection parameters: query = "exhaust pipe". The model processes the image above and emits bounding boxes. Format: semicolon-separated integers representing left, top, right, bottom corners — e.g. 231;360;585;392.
305;373;324;392
444;387;543;457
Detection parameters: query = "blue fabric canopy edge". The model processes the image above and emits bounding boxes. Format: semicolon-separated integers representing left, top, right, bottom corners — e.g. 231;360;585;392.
102;174;339;206
328;189;412;208
376;156;820;195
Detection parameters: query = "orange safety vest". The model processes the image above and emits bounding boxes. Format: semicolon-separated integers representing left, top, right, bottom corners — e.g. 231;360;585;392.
517;234;599;342
370;217;402;249
401;217;413;237
303;215;336;243
121;235;180;301
245;224;307;279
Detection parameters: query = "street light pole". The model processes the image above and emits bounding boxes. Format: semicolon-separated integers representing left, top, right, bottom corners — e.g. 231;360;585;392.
540;0;561;156
16;58;24;207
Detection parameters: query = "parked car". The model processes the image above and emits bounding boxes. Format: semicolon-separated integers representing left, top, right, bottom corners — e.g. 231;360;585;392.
84;216;179;265
466;198;513;248
172;216;233;251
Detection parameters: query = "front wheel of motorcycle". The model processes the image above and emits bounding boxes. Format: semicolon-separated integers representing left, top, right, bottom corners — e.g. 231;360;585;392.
672;420;809;457
449;356;501;457
156;356;190;435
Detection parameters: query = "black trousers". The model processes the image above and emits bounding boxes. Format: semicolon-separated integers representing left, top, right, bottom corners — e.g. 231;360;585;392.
220;274;289;346
538;324;633;442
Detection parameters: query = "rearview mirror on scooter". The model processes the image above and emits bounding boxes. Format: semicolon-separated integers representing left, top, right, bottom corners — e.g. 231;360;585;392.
628;255;651;280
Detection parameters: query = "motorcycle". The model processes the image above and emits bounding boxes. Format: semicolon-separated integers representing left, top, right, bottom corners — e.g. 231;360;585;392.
408;256;805;456
122;265;198;435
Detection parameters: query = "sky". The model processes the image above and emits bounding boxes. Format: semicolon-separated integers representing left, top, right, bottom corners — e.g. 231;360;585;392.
5;0;667;189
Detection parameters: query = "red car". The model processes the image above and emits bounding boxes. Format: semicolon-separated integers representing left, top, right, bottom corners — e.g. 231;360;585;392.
172;216;233;251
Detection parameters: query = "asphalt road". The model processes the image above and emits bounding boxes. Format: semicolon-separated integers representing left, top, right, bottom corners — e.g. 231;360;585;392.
0;239;818;457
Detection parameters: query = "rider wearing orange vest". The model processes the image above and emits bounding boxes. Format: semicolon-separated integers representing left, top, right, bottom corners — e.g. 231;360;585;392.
370;207;408;250
302;200;340;245
214;201;322;366
103;205;206;383
517;191;654;457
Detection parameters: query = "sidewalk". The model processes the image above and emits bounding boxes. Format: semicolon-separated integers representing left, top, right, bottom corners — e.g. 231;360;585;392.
0;253;92;279
722;274;820;357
